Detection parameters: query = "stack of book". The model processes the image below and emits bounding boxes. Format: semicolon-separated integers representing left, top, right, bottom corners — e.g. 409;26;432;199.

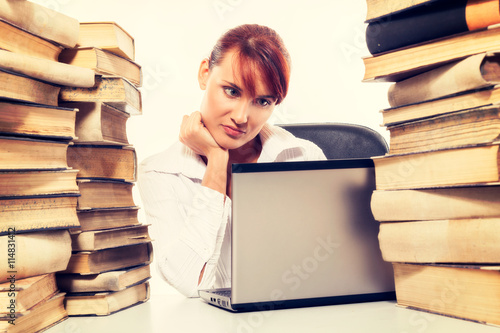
57;21;152;317
364;0;500;326
0;1;96;331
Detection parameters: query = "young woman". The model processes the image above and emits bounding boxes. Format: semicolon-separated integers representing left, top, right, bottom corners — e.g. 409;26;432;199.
138;24;326;297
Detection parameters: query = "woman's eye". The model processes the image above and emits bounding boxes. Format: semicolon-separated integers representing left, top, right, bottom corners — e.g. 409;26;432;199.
256;98;270;107
224;87;239;97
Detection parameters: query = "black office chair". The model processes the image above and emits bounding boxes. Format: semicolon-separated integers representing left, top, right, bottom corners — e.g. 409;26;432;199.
278;123;388;159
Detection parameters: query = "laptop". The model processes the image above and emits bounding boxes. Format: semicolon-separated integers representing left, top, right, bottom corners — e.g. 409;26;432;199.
199;159;395;312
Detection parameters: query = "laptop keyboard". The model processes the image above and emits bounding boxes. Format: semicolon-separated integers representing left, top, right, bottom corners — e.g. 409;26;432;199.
213;289;231;297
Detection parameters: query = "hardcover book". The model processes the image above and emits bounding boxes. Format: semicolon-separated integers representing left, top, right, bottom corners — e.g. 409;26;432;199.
59;47;142;87
0;69;60;106
67;145;137;182
59;76;142;115
379;218;500;263
77;22;135;60
0;195;79;235
75;207;140;232
0;293;67;333
64;282;149;316
63;242;153;275
0;101;77;140
0;273;58;315
0;230;72;281
0;19;62;61
0;0;79;47
70;224;151;251
371;185;500;221
0;136;69;171
60;101;130;146
373;143;500;190
387;106;500;154
387;52;500;108
363;24;500;82
393;263;500;326
57;265;150;293
366;0;500;54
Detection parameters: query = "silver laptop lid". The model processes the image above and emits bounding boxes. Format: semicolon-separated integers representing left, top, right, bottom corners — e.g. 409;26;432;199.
231;159;394;309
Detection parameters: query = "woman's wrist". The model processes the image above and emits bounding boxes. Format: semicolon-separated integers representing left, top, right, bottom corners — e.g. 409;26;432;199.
202;149;229;195
206;146;229;163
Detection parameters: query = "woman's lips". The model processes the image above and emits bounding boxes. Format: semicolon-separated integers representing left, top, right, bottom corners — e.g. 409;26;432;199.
222;125;245;137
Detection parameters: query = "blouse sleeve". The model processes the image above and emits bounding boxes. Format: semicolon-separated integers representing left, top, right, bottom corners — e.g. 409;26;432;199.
305;140;327;160
138;168;230;297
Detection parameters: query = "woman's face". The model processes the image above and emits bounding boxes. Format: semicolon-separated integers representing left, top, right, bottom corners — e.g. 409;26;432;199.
198;50;277;151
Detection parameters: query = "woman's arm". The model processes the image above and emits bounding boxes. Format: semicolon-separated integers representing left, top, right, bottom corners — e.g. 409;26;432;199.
138;168;230;297
179;111;231;285
139;111;230;296
179;111;229;195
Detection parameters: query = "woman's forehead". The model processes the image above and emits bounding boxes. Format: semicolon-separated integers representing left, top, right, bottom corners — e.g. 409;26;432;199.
215;50;273;97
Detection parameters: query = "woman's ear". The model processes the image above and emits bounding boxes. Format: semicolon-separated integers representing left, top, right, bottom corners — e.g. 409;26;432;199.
198;58;210;90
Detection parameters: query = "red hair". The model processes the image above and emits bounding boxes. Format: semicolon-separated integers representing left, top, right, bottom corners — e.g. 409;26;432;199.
208;24;291;105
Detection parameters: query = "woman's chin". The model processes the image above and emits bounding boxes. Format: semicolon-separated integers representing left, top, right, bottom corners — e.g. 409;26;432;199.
215;131;259;153
219;142;242;151
213;135;244;151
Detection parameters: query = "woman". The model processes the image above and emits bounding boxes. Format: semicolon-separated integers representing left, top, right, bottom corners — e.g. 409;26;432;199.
139;24;326;297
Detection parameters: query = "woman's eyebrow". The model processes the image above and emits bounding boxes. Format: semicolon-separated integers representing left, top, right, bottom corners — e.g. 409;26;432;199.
222;80;242;92
258;94;277;101
223;80;276;101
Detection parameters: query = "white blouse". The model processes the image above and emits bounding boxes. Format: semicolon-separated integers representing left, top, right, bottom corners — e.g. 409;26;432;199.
138;124;326;297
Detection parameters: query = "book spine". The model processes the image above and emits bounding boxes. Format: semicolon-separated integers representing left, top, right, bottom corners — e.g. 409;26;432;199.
393;263;500;325
371;186;500;221
373;144;500;190
0;50;95;88
367;0;500;55
387;53;488;108
366;0;469;55
379;218;500;263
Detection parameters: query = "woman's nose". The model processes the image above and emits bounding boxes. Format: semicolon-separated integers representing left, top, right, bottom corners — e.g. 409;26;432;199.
230;100;249;124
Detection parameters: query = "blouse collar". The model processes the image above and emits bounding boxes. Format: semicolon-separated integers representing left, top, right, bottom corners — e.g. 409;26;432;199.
142;123;308;181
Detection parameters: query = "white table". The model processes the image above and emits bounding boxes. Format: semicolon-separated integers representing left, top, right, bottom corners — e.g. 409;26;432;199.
46;286;499;333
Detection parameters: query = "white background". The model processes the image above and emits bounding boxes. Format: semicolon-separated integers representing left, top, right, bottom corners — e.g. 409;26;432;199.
31;0;392;295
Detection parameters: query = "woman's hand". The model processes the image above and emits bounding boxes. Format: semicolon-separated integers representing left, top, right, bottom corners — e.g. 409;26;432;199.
179;111;225;158
180;112;229;196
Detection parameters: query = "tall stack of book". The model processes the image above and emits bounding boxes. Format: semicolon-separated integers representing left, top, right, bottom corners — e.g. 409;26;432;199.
0;1;96;331
364;0;500;326
57;21;152;317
